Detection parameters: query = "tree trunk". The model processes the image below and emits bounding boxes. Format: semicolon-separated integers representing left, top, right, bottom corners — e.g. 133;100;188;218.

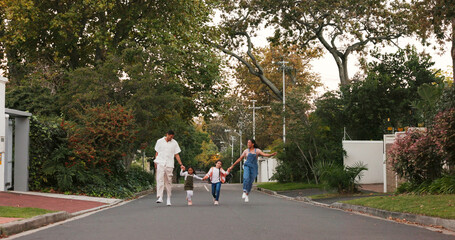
452;18;455;82
334;54;350;86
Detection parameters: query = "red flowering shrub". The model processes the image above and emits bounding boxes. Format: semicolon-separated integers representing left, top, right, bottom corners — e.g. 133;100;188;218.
63;103;137;175
388;129;445;184
432;108;455;166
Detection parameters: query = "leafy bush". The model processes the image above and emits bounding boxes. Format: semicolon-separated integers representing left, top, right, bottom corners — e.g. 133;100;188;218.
28;116;68;191
271;161;296;183
316;162;368;194
79;166;154;199
63;103;138;177
432;108;455;166
397;175;455;195
388;129;445;185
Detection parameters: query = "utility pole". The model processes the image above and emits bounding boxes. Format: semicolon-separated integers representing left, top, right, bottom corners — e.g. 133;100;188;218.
248;100;269;140
225;128;243;183
277;60;288;144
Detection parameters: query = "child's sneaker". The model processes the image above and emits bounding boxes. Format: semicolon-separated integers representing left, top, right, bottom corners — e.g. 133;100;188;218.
244;195;249;203
188;200;192;206
214;201;219;205
242;192;247;199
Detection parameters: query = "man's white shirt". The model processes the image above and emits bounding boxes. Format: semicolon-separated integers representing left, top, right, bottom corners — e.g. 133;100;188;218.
154;137;181;168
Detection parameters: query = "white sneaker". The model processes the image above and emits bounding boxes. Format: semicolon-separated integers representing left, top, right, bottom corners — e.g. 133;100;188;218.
166;198;171;206
156;197;163;203
214;201;219;205
242;192;247;199
244;195;249;203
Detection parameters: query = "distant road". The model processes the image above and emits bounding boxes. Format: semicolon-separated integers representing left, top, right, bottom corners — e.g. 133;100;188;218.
10;184;455;240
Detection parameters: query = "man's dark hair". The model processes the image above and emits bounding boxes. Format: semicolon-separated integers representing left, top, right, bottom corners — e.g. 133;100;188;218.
167;130;175;135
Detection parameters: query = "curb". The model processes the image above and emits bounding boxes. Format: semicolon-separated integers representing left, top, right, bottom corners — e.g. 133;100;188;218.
256;187;325;205
0;188;154;237
255;187;455;232
0;211;70;236
331;202;455;232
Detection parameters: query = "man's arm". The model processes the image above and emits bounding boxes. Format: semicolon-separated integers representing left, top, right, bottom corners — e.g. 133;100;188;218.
175;154;185;170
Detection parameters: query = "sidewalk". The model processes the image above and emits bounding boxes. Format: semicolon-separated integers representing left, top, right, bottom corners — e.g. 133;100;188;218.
0;191;125;237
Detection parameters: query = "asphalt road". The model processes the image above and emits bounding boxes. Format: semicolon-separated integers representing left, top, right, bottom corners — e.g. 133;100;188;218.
9;184;455;240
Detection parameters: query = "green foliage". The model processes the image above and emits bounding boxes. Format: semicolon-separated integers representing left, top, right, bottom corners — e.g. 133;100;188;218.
397;174;455;195
6;85;60;117
437;84;455;112
412;83;445;125
316;162;368;194
63;103;137;177
341;47;443;140
28;116;68;191
80;165;154;199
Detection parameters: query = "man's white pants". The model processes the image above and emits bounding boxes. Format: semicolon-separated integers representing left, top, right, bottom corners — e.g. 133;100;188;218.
156;165;173;199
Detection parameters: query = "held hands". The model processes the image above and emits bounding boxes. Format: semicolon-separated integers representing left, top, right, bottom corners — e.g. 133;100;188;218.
180;165;186;171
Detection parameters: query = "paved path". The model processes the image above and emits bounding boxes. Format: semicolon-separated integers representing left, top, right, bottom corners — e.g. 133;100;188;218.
0;192;107;213
8;184;455;240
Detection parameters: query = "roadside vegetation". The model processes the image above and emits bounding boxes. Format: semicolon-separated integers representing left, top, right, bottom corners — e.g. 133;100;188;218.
342;195;455;219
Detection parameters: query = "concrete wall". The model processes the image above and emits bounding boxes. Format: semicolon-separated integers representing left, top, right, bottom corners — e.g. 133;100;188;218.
343;140;384;184
257;157;277;182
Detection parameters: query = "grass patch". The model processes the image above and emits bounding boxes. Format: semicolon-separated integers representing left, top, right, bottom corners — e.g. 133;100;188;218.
257;182;321;191
0;206;56;219
342;194;455;219
310;192;384;200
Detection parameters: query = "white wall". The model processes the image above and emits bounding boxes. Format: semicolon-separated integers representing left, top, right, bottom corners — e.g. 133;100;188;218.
257;157;277;182
343;141;384;184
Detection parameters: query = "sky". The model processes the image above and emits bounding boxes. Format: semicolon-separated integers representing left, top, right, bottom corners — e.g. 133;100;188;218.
249;28;453;93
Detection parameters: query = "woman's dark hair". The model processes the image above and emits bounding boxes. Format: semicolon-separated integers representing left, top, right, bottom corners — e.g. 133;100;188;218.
249;139;259;148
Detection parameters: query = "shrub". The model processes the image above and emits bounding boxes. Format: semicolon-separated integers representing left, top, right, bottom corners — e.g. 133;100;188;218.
63;103;138;177
28;116;68;191
316;162;367;194
388;129;445;185
432;108;455;166
397;175;455;195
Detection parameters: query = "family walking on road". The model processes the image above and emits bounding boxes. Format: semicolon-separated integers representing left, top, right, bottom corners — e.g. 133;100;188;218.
154;130;276;206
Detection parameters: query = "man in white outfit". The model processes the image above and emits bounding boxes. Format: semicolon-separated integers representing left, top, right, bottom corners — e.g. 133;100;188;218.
154;130;185;206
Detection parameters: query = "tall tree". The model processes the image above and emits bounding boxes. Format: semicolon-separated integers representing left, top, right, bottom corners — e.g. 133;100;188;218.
410;0;455;81
229;44;321;146
219;0;409;86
